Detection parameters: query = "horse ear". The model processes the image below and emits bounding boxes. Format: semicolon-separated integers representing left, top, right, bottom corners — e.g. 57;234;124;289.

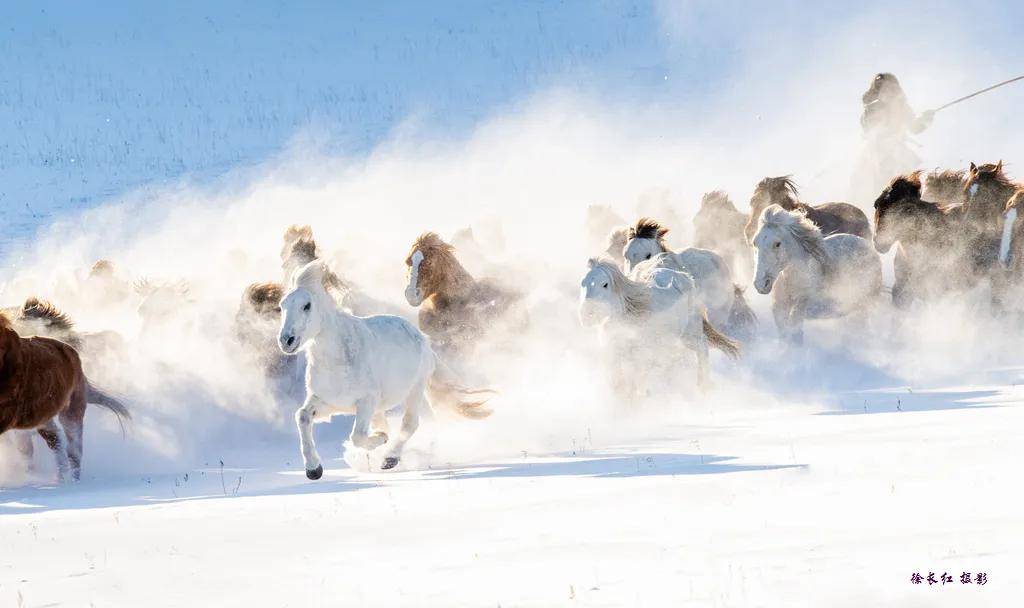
997;160;1004;172
970;162;977;172
657;227;669;238
587;258;597;269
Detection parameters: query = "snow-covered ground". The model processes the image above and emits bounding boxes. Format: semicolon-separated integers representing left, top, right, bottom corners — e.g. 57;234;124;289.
2;2;1024;606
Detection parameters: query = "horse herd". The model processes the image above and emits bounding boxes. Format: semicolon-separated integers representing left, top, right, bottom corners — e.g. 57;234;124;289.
3;161;1022;482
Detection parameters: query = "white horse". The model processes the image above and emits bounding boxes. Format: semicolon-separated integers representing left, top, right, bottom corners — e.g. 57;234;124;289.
622;217;756;340
752;205;882;343
579;256;739;394
279;261;490;478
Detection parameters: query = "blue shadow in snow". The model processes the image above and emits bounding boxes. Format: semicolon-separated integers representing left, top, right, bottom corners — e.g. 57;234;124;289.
422;452;804;481
820;388;1005;416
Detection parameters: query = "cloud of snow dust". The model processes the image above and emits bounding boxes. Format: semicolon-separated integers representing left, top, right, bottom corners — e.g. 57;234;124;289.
1;2;1022;484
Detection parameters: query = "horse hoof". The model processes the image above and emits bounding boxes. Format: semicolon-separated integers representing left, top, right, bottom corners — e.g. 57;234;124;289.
381;457;399;470
306;465;324;480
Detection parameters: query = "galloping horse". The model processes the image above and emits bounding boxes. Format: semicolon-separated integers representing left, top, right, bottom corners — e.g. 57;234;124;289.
621;218;756;341
404;232;524;356
692;190;752;279
579;257;739;395
745;175;872;244
963;161;1020;273
0;314;130;482
753;205;882;343
872;173;967;307
279;261;491;477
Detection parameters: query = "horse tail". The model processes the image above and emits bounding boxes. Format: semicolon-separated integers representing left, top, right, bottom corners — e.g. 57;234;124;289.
426;356;495;420
726;284;758;340
702;311;741;360
86;381;132;435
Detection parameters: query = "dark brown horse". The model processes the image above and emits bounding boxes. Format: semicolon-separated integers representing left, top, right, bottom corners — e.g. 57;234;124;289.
693;190;752;278
963;161;1021;272
873;172;967;307
922;168;967;206
745;176;872;243
0;314;129;482
404;232;524;356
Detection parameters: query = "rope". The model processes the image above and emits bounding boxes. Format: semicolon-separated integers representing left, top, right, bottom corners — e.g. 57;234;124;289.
932;75;1024;112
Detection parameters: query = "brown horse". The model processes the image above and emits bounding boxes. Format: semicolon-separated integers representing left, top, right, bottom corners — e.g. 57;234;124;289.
693;190;752;278
745;175;872;243
0;314;130;482
963;161;1021;273
923;168;967;206
280;224;320;283
404;232;524;356
873;172;967;308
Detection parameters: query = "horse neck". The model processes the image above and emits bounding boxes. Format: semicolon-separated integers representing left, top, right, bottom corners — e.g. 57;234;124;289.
432;255;476;299
966;184;1014;228
308;291;363;356
774;192;799;210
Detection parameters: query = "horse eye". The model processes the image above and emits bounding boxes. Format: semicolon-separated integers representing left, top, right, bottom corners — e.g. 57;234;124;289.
773;241;781;249
602;282;609;288
302;302;311;311
644;253;652;260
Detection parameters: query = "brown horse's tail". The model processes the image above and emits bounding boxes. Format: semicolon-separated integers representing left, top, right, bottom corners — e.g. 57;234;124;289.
86;382;132;435
702;312;741;360
427;357;495;420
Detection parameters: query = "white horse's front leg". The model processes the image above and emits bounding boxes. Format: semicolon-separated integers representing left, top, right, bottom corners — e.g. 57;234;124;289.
349;397;388;451
40;418;71;483
296;394;327;480
382;387;425;470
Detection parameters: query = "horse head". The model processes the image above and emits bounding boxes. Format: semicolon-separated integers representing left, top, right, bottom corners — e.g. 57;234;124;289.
278;261;333;355
622;217;669;273
746;176;798;243
872;172;923;253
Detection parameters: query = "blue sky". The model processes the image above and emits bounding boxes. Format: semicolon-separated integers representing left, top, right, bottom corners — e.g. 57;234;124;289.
1;0;1022;248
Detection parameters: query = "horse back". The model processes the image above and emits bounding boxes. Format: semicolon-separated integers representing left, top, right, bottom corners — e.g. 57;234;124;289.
805;202;872;240
1;335;84;431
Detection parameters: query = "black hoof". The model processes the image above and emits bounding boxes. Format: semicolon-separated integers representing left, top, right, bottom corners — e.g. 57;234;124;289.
306;464;324;480
381;457;399;470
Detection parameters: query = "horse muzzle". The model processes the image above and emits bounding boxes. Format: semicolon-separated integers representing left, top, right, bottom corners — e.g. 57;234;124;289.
754;275;774;295
279;333;299;354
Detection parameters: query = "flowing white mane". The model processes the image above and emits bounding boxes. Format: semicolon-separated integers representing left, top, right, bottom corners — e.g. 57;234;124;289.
758;204;831;268
587;258;651;317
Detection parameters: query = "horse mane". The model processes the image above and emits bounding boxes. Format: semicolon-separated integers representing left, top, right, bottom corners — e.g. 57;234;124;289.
292;260;353;301
700;190;737;211
756;175;800;204
0;311;12;331
20;297;75;332
758;205;831;270
281;224;319;266
627;217;670;244
926;168;966;185
875;172;923;210
587;258;651;318
406;232;474;297
243;282;284;316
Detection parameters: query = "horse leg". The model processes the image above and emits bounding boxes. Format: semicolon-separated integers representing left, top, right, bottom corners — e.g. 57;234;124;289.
61;388;88;481
14;432;35;472
370;411;390;438
295;394;326;480
349;398;388;451
38;418;71;483
382;387;425;470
